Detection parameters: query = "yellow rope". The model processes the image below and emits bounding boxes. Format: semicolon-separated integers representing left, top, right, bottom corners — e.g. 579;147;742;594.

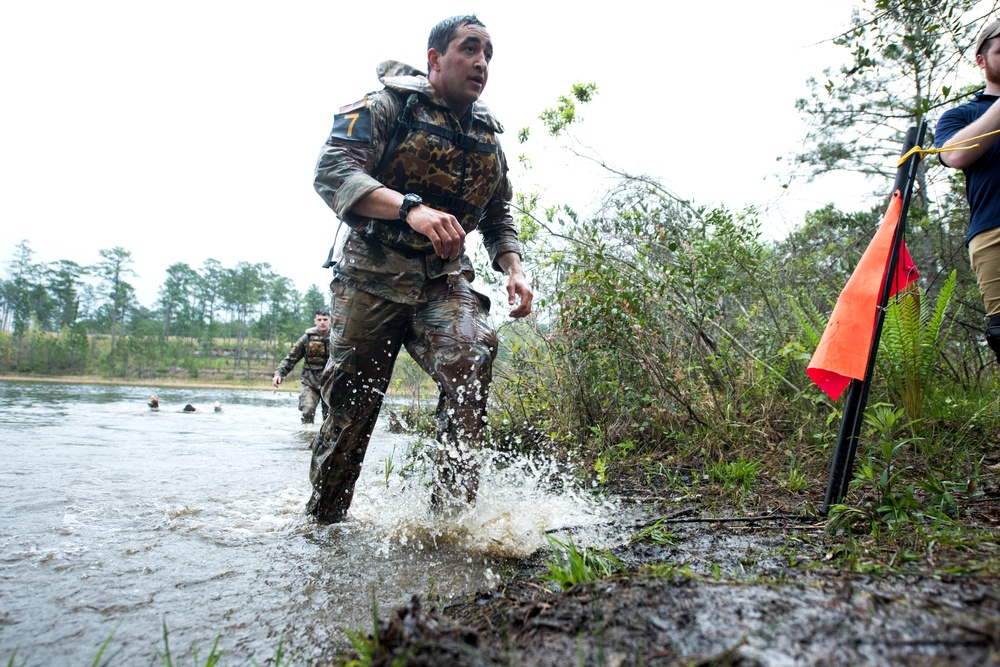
897;128;1000;166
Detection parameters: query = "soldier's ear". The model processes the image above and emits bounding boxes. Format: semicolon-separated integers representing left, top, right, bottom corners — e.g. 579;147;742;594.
427;48;442;72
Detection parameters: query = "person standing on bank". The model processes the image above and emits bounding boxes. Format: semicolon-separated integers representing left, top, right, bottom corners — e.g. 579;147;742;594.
272;309;332;424
309;14;533;524
936;18;1000;364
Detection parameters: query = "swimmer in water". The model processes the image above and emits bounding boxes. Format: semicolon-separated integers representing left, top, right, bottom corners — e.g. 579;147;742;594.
148;395;159;410
213;402;222;412
182;404;196;413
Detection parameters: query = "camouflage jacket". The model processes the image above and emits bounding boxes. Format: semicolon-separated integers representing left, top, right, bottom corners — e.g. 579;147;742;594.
314;61;523;305
275;327;330;380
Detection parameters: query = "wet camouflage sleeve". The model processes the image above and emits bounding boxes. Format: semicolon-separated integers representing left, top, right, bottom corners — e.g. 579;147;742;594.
274;334;309;379
313;90;522;270
313;91;403;229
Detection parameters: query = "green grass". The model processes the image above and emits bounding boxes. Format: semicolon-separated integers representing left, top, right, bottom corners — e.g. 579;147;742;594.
542;535;624;590
4;628;301;667
706;457;763;493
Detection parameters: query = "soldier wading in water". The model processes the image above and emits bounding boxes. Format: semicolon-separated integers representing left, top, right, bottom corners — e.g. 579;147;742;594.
272;309;332;425
309;14;533;523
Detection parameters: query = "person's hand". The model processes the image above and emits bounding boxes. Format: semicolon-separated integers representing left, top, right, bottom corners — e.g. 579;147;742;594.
272;374;282;388
506;269;533;319
405;205;466;260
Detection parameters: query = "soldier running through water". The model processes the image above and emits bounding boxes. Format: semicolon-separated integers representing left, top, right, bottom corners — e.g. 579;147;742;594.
308;14;533;523
272;309;332;425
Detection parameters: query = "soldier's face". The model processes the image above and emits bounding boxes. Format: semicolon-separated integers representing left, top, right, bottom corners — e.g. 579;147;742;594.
428;23;492;116
978;38;1000;85
314;314;331;334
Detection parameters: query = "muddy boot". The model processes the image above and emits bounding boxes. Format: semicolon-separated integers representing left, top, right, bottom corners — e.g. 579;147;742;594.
306;430;362;524
307;434;343;523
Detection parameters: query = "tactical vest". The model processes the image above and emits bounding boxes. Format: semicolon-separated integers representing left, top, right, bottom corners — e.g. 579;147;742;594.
360;94;504;255
303;330;329;373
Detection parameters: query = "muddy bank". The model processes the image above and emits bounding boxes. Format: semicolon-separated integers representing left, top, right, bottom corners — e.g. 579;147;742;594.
326;488;1000;666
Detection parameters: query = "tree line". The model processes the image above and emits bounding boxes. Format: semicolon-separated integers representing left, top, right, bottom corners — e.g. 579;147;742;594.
0;241;328;378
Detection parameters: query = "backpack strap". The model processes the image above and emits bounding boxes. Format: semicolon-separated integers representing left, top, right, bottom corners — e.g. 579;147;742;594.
322;92;420;269
372;93;420;179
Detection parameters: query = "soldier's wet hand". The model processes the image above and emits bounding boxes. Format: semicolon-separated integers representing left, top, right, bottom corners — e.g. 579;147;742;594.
507;270;533;319
272;374;282;388
406;206;466;260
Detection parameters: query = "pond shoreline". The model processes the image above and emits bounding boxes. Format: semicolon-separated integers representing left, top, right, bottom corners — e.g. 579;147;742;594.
0;373;283;392
325;478;1000;666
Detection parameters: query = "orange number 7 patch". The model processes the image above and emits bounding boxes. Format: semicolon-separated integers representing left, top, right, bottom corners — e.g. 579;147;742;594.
329;105;372;143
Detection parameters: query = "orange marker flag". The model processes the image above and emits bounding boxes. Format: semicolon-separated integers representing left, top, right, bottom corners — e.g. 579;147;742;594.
807;192;919;401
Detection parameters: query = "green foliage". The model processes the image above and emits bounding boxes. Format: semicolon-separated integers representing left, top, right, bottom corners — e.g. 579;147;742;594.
630;521;680;546
340;599;413;667
537;82;598;137
1;241;321;380
785;450;809;492
855;404;924;524
877;270;957;421
157;624;223;667
823;401;983;544
492;182;817;461
706;457;763;493
1;630;303;667
795;0;979;185
542;535;624;590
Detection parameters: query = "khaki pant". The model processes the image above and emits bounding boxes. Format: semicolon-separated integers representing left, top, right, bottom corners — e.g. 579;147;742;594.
307;275;498;522
969;225;1000;318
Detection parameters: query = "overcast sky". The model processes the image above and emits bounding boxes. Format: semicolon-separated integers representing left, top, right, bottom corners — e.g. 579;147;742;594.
0;1;985;307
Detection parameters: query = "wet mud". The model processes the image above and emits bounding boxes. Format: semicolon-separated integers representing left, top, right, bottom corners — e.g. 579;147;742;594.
326;482;1000;666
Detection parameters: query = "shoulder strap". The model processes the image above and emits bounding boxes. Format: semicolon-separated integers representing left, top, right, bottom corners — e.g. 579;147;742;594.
322;92;420;269
372;93;420;178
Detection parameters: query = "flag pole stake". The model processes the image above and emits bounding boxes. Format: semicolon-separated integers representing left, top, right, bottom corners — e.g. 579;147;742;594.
821;119;928;515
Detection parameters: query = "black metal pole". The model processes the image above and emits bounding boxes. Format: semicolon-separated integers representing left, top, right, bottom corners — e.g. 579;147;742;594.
821;120;927;515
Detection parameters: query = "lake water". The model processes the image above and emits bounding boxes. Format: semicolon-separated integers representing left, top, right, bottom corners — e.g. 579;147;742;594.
0;381;622;665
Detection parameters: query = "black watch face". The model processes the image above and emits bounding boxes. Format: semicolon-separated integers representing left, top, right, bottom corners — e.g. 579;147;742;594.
401;195;420;220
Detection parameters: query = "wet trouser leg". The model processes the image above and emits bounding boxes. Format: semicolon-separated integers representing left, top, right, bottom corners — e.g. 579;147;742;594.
298;383;321;424
307;282;409;522
404;277;498;506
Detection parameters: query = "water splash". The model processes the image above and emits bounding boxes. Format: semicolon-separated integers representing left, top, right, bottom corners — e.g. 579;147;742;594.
339;441;625;561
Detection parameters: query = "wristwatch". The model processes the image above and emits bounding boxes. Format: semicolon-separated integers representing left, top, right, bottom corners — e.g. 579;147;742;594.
399;193;423;222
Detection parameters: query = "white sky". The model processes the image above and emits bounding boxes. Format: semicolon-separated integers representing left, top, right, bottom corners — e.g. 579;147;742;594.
0;0;978;306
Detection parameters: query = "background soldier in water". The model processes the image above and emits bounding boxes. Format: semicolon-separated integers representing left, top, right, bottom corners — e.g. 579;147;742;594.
272;309;332;424
309;14;533;523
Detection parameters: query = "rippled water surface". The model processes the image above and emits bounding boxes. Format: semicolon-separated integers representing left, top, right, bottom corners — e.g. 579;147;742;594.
0;381;620;665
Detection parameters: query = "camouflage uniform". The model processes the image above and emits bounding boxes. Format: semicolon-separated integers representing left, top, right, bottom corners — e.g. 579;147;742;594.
308;61;523;522
274;327;330;424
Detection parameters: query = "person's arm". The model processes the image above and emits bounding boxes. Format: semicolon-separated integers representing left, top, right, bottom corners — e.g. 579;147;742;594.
273;336;307;387
350;188;466;261
477;148;533;318
496;251;533;318
939;99;1000;169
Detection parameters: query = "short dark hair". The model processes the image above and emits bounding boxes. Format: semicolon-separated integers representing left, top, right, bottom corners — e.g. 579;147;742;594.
314;309;330;317
428;15;485;58
980;36;998;56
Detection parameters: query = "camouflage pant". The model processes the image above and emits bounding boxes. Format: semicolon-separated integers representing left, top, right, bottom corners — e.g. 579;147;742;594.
298;370;327;424
307;276;498;522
